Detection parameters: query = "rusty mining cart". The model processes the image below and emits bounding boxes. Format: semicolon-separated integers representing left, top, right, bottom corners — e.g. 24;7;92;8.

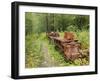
47;32;82;61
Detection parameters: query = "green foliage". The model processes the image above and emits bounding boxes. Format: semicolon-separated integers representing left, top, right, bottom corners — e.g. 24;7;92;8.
66;25;78;32
25;12;89;33
76;30;89;49
25;12;33;35
73;15;89;30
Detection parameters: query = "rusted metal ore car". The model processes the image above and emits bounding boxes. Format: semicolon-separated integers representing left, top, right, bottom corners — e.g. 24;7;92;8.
47;32;81;61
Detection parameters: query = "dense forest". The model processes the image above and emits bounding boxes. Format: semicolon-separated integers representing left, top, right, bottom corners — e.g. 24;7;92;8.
25;12;89;68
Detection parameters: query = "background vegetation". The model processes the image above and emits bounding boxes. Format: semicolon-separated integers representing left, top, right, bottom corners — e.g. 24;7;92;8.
25;12;89;68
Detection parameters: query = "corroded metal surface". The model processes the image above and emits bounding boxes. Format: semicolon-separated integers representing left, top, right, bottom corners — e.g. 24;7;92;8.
47;32;81;61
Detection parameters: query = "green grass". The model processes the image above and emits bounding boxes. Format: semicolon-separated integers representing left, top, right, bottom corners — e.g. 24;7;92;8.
25;31;89;68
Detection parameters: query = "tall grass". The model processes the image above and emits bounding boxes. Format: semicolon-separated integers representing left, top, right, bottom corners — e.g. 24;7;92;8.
76;30;89;49
25;34;44;68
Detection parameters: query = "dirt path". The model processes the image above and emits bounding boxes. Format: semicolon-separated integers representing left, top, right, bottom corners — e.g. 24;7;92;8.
40;42;56;67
